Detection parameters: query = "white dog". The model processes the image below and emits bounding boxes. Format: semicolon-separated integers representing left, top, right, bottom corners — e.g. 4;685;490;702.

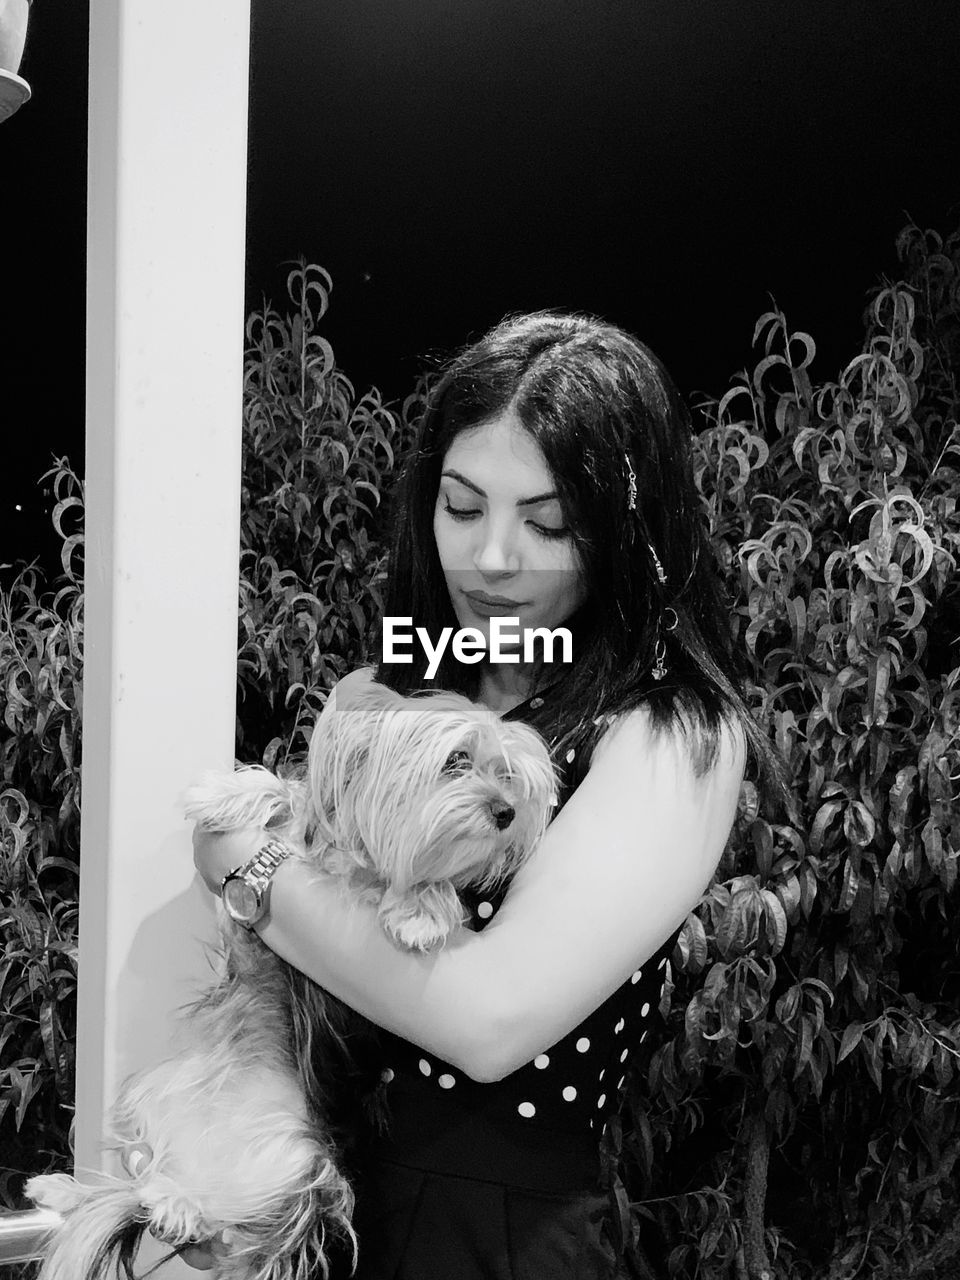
28;685;557;1280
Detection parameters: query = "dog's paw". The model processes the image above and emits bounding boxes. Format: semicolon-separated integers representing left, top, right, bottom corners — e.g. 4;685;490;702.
388;915;448;952
378;882;464;952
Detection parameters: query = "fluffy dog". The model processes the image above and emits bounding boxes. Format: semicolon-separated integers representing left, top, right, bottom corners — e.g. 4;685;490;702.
27;684;557;1280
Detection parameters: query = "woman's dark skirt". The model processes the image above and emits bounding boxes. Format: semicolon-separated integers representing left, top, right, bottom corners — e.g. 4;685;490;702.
329;1079;630;1280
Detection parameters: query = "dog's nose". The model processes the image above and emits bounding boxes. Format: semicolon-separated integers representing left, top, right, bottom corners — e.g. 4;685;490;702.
490;801;515;830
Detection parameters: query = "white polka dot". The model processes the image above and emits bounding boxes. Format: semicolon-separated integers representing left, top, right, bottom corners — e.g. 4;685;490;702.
530;697;544;709
418;1058;432;1076
631;969;643;984
640;1002;651;1018
381;1067;395;1083
597;1094;606;1109
598;1069;605;1082
618;1075;626;1089
534;1054;550;1069
565;748;576;763
518;1101;536;1118
438;1073;456;1089
562;1086;577;1102
614;1018;625;1034
639;1030;648;1044
576;1037;590;1053
658;957;668;970
477;901;493;919
620;1048;629;1064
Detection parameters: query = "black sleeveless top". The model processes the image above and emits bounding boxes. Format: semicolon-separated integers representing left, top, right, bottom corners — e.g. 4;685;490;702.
368;690;679;1156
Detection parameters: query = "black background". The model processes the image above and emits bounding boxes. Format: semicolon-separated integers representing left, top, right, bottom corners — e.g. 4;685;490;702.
3;0;959;574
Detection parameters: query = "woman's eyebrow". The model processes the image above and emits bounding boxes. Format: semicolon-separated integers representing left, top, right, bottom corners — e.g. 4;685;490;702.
441;469;559;506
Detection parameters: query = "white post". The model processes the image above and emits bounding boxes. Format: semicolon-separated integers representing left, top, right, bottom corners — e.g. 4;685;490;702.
79;1;250;1255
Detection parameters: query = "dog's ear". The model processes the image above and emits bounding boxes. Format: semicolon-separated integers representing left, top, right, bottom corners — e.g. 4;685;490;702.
330;668;403;716
304;700;380;843
234;1151;356;1280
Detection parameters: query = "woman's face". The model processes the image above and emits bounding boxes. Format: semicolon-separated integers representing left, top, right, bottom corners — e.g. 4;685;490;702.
433;410;588;650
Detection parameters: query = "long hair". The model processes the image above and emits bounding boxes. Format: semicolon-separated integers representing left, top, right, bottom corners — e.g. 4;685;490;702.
375;311;787;807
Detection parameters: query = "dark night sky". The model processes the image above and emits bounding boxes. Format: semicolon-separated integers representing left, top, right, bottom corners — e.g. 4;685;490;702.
3;0;960;574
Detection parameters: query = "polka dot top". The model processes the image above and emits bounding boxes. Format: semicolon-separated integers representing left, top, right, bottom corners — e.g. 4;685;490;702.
372;690;680;1140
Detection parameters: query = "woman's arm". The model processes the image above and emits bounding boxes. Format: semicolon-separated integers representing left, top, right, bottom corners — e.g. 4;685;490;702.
196;705;745;1082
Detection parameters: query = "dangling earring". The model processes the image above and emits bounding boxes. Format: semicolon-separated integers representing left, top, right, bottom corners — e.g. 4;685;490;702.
651;607;678;682
651;637;668;681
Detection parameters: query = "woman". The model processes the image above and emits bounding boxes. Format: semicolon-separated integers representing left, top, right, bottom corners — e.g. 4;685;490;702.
191;312;782;1278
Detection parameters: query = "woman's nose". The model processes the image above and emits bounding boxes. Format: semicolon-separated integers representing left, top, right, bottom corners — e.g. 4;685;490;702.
473;521;520;574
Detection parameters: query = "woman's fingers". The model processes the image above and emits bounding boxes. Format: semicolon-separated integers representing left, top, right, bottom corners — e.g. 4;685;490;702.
192;827;263;894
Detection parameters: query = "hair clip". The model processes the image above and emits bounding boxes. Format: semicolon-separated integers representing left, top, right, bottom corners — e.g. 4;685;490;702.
648;543;668;586
624;453;637;512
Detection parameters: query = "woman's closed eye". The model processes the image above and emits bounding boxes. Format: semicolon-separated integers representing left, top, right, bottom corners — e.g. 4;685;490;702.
442;501;482;521
442;501;569;540
527;520;570;540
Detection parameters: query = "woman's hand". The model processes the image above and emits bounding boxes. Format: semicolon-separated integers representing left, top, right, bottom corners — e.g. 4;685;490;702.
192;826;264;895
188;668;390;897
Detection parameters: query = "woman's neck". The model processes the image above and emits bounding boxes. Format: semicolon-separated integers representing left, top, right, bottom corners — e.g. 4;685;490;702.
478;662;538;715
478;654;578;715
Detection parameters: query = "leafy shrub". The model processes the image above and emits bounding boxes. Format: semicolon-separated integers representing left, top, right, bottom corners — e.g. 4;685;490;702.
619;223;960;1279
3;233;958;1280
236;260;420;767
0;465;82;1207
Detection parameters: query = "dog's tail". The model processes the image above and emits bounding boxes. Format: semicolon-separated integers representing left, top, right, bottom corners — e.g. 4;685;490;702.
25;1173;153;1280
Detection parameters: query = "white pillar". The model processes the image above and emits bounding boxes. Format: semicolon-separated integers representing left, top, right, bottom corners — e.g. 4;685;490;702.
79;0;250;1223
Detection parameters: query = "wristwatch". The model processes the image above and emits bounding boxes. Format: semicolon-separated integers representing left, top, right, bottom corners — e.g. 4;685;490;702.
220;838;294;929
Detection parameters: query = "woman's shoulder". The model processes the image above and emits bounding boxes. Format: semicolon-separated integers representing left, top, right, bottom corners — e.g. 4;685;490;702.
587;698;747;792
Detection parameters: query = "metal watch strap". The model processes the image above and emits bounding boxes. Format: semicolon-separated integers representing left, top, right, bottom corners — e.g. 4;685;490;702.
242;837;293;891
221;837;294;928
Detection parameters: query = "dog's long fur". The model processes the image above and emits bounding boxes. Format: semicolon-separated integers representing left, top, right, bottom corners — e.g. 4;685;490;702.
28;686;557;1280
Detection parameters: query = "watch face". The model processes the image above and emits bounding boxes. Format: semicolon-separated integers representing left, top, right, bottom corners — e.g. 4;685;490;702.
223;877;259;923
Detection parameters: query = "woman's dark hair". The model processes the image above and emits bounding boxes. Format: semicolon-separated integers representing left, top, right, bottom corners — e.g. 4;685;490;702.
375;311;786;806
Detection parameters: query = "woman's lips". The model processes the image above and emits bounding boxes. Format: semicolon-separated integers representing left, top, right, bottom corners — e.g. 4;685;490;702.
463;591;527;618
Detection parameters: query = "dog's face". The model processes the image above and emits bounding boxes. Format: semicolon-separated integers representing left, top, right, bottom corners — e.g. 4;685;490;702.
304;692;557;893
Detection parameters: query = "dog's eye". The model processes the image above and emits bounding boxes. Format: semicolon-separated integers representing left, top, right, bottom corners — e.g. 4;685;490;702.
442;751;471;776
